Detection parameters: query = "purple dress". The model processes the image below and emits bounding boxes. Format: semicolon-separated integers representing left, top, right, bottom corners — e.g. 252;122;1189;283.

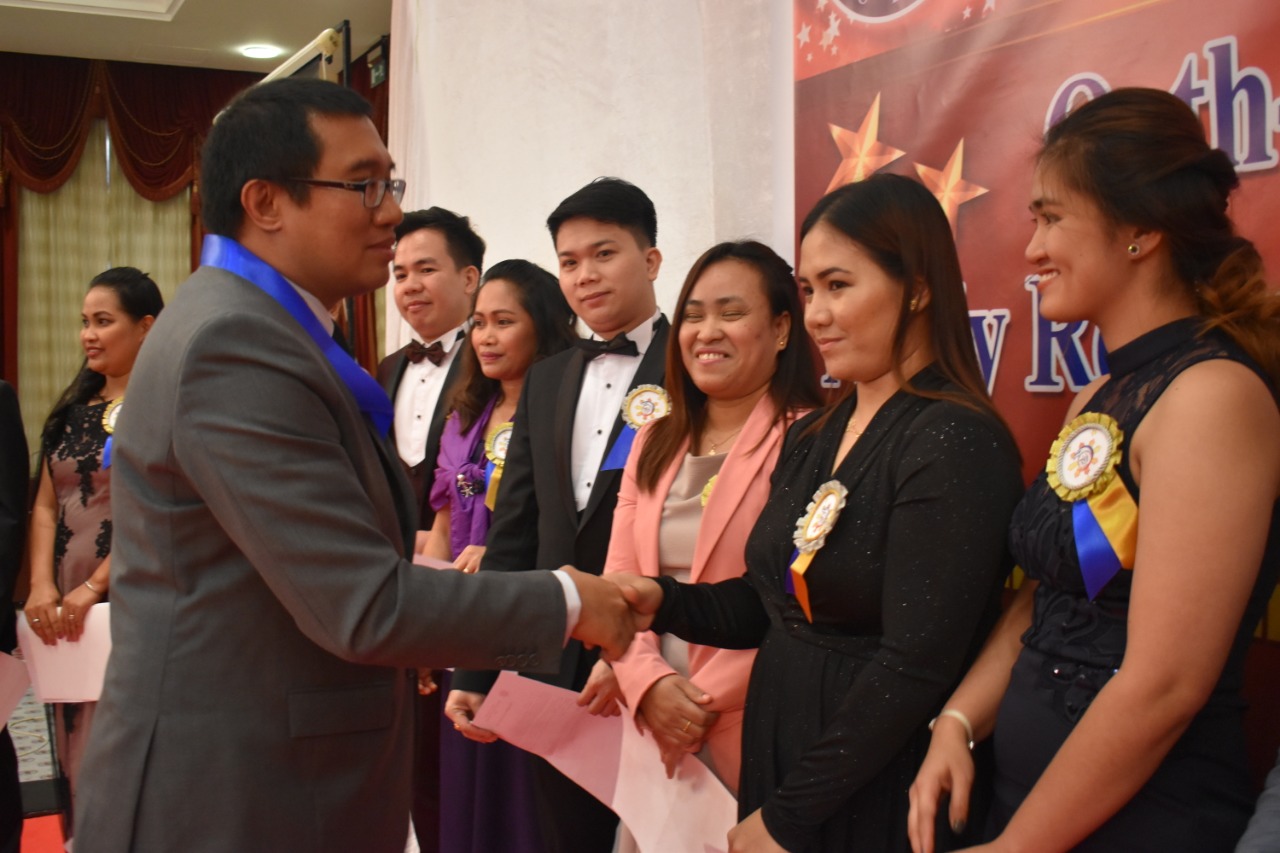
430;398;545;853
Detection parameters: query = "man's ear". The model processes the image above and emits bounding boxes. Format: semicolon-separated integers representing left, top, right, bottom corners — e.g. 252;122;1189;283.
463;266;480;296
240;179;288;234
644;246;663;282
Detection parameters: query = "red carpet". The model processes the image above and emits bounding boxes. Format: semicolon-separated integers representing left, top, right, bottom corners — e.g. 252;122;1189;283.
20;815;63;853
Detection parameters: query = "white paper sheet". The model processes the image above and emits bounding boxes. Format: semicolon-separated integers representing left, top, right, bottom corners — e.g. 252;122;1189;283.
16;603;111;702
474;671;737;853
0;652;30;725
411;553;457;570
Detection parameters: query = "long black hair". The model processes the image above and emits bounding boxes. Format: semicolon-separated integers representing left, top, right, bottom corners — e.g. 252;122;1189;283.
40;267;164;458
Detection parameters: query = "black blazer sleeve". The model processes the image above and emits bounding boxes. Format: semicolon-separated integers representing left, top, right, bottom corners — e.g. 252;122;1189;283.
0;381;29;652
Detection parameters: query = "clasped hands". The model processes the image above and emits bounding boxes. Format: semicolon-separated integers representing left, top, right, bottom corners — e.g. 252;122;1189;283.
561;566;664;661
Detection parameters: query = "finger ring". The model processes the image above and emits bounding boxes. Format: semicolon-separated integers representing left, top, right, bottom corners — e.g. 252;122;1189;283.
68;614;76;620
682;719;692;733
31;618;40;624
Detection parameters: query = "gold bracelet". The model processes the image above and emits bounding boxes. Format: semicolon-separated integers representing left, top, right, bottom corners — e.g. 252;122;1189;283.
84;579;103;595
929;708;974;750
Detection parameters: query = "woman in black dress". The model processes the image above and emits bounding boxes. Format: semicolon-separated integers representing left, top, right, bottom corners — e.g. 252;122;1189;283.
23;267;162;814
908;89;1280;853
614;174;1023;852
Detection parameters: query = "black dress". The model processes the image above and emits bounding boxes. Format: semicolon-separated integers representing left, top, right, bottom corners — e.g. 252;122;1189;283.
652;368;1023;852
991;318;1280;852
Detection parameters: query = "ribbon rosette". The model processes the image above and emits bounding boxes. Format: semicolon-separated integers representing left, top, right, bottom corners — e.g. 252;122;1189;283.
483;421;514;511
787;480;848;622
602;384;671;471
1045;412;1138;599
101;397;123;469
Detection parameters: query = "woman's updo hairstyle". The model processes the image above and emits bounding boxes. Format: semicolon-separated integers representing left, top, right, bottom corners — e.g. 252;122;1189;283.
1039;87;1279;383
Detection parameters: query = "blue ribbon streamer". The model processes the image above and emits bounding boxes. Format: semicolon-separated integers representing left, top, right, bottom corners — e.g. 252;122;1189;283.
101;435;114;470
1073;499;1123;600
600;425;638;471
785;547;799;595
199;236;393;437
485;459;496;488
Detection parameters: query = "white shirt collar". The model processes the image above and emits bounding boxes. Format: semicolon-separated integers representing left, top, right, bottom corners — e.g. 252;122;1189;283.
584;309;661;354
286;281;335;335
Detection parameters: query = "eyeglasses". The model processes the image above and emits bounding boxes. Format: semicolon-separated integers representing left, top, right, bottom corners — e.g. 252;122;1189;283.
287;177;407;209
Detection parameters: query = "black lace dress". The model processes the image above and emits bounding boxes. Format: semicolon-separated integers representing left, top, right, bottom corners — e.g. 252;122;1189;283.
652;368;1023;852
990;318;1280;851
46;400;112;794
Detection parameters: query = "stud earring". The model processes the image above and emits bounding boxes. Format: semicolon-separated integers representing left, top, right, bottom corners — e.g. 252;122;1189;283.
1127;243;1141;256
909;297;920;312
777;338;787;348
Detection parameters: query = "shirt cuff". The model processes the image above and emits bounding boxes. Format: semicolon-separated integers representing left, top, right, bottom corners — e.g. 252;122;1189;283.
552;569;582;644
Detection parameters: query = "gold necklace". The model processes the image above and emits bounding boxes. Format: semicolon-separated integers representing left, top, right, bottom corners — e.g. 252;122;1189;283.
705;425;744;455
845;417;863;436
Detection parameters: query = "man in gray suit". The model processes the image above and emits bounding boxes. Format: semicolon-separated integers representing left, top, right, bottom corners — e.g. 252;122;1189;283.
72;78;637;853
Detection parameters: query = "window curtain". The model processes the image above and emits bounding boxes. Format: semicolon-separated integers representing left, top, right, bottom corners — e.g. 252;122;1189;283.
16;121;189;461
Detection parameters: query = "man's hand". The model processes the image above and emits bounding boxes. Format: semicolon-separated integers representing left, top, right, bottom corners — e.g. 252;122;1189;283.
604;572;664;631
561;565;636;660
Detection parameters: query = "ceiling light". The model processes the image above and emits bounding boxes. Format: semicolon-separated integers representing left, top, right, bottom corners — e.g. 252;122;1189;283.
240;45;283;60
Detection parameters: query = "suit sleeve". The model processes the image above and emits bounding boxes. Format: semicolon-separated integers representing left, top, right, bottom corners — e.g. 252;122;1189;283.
475;367;539;574
604;427;678;709
170;312;566;672
0;382;28;651
760;410;1021;851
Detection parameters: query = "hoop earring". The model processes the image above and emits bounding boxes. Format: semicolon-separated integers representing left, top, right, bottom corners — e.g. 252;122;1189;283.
1127;243;1141;256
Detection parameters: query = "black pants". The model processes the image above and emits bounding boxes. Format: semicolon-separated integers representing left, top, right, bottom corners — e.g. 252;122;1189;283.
0;727;21;853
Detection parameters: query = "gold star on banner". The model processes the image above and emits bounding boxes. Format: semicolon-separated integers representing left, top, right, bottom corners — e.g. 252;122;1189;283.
914;139;988;233
825;94;906;192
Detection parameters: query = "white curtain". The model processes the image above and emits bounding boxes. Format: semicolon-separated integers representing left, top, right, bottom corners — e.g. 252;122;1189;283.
17;120;189;460
385;0;793;353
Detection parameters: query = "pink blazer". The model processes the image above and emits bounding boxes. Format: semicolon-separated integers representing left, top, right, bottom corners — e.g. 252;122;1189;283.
606;395;799;791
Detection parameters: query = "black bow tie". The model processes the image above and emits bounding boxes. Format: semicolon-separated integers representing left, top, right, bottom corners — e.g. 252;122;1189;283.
406;340;446;365
576;334;639;360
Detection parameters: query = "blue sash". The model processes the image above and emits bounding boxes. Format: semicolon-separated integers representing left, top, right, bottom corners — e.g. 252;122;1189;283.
200;236;393;437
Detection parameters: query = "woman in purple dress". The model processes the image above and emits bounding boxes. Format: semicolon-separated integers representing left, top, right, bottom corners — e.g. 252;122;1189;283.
425;259;576;852
23;267;163;822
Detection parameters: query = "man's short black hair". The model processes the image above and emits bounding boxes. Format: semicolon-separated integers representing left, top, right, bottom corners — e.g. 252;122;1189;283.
201;78;374;237
395;208;486;273
545;177;657;249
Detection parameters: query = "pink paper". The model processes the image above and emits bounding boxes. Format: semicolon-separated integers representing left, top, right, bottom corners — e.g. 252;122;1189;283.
0;653;30;724
16;603;112;702
473;671;736;852
411;553;457;570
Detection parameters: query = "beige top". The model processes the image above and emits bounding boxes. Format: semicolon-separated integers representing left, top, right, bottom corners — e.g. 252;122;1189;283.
657;451;728;676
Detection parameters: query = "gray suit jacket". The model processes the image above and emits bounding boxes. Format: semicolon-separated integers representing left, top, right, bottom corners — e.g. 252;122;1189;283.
74;266;565;853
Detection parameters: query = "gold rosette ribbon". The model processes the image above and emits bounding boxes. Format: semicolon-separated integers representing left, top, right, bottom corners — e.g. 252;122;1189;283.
483;421;514;512
1045;412;1139;599
102;397;124;434
788;480;848;622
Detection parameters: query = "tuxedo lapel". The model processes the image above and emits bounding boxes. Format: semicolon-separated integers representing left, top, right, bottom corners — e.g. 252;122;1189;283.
555;349;588;524
580;318;670;529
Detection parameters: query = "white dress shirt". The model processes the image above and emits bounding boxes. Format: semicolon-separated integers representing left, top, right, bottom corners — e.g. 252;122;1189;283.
570;310;662;511
392;325;466;467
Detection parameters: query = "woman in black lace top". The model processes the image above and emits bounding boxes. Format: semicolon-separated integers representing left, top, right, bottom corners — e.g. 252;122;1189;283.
909;89;1280;853
23;267;162;806
613;175;1023;852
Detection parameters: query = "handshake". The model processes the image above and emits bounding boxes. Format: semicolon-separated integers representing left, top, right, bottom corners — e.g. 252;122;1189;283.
560;566;664;660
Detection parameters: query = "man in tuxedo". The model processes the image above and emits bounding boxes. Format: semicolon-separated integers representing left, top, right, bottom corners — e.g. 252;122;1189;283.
0;380;26;853
376;207;482;852
377;207;481;536
450;177;669;853
71;79;637;853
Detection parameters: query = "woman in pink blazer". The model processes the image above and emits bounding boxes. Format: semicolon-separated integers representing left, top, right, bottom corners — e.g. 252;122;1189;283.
601;240;822;792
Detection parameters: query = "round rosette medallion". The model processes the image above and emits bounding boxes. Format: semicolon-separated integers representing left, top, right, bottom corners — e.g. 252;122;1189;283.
1045;412;1125;501
622;384;671;428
